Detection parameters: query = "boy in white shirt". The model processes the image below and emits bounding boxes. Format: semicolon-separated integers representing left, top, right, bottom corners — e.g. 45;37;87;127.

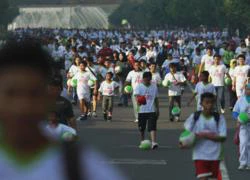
188;71;216;111
163;63;186;122
98;72;119;121
181;92;227;180
134;72;159;149
149;62;162;86
46;111;77;141
232;84;250;170
209;54;230;113
125;61;143;122
233;54;250;98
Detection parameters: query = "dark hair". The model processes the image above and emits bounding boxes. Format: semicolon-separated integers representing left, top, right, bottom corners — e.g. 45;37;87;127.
106;71;113;78
237;54;246;60
213;54;221;59
143;71;152;80
119;52;127;62
206;46;213;51
169;63;177;68
48;110;60;118
0;39;53;80
86;56;94;62
201;92;215;103
150;62;157;66
79;60;87;66
201;71;209;78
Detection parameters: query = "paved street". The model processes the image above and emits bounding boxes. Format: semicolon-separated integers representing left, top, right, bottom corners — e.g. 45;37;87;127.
76;88;250;180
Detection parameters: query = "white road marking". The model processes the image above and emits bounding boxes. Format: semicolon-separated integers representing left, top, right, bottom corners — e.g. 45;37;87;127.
220;161;230;180
103;159;167;165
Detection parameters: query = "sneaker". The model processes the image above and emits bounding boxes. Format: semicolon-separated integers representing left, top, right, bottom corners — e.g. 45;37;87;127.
118;103;123;107
246;166;250;170
92;111;97;117
174;116;180;122
71;100;76;105
221;108;225;114
170;118;174;122
87;112;92;116
151;142;159;150
80;114;87;121
134;119;138;123
238;165;246;170
103;113;107;121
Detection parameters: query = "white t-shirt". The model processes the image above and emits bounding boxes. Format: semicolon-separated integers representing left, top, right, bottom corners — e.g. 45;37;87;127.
194;82;216;111
233;65;250;89
46;123;76;139
99;81;119;96
134;83;158;113
0;146;127;180
233;96;250;129
164;72;186;96
184;113;227;160
209;64;228;86
73;71;96;101
192;54;202;65
201;54;214;71
68;65;80;77
126;70;143;94
151;72;162;86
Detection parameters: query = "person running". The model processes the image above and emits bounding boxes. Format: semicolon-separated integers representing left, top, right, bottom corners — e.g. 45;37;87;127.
163;63;186;122
67;56;81;104
209;54;230;113
232;84;250;170
198;46;214;77
188;71;216;111
134;72;159;149
232;54;250;98
72;61;97;121
86;56;100;117
181;93;227;180
0;40;126;180
125;61;143;122
98;72;119;122
228;59;237;110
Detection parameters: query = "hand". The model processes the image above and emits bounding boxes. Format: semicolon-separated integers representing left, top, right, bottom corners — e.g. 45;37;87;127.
196;132;217;139
97;95;101;101
232;86;236;91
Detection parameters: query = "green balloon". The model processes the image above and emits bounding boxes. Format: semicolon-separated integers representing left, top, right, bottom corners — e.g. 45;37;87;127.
172;106;181;115
224;77;232;85
71;79;77;87
139;140;151;150
238;112;249;124
124;85;132;93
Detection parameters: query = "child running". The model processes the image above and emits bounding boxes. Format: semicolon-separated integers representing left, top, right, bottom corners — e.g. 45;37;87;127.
232;84;250;170
98;72;119;121
181;92;227;180
188;71;216;111
134;72;159;149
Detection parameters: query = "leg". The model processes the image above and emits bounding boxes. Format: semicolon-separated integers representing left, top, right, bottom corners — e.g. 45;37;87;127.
169;96;174;121
148;113;157;145
239;126;248;167
221;86;225;109
92;94;97;114
102;96;108;120
138;113;146;142
107;96;113;120
132;95;138;120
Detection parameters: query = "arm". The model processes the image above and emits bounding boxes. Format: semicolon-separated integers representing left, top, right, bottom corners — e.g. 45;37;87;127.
198;62;204;77
155;97;159;117
187;92;197;105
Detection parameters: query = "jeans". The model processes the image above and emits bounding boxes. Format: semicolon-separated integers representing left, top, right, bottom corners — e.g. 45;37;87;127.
119;80;128;106
72;87;78;102
215;86;225;111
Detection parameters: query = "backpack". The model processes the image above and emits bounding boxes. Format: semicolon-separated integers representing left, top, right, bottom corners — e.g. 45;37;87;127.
192;111;220;130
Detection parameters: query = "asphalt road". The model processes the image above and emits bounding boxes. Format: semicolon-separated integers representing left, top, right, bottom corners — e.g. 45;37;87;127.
75;87;250;180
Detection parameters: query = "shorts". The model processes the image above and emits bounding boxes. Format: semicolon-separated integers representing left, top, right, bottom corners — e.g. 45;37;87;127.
194;160;220;179
77;92;90;102
138;113;157;132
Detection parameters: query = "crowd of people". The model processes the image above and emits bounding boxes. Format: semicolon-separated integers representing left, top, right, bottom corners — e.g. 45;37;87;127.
1;27;250;179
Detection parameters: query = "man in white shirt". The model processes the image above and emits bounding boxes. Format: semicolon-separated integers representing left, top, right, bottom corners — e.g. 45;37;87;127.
134;72;159;149
125;61;143;122
209;54;230;113
198;47;214;77
233;54;250;98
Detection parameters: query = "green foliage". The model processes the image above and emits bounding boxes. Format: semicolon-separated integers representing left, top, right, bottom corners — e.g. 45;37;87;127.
109;0;250;33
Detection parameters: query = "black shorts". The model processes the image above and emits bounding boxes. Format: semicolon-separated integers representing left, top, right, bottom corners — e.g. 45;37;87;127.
138;112;157;132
